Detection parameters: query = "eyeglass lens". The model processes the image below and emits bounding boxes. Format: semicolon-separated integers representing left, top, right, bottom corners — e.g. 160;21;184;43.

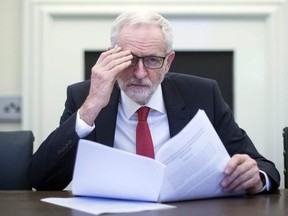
130;55;165;69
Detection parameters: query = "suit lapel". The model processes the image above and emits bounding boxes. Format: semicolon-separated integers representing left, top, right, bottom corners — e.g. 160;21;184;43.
161;76;197;138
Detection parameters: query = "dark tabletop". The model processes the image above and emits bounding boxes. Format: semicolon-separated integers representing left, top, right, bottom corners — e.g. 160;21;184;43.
0;189;287;216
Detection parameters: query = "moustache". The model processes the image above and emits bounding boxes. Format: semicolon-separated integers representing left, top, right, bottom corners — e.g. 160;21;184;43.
126;79;152;87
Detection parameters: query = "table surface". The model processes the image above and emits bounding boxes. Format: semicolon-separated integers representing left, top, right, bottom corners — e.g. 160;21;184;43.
0;189;287;216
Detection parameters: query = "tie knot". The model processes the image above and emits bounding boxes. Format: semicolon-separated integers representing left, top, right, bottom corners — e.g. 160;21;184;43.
137;106;150;121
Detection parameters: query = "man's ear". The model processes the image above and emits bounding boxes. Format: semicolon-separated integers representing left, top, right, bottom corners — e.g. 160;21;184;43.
165;51;175;72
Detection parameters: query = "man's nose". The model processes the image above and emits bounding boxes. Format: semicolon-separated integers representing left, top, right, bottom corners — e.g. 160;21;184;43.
133;59;148;79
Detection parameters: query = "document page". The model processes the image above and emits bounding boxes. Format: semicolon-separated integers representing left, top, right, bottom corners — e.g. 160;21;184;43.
156;109;237;202
42;197;175;215
72;139;165;202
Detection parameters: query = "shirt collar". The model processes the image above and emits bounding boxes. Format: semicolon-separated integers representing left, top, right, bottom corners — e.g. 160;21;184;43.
120;85;166;119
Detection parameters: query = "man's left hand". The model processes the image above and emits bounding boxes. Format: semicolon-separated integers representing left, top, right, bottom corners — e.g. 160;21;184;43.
221;154;264;194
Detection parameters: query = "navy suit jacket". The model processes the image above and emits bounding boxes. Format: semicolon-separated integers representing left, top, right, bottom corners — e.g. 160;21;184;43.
28;73;280;190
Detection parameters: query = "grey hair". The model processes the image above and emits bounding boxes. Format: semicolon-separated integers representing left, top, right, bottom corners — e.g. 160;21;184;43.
110;10;173;54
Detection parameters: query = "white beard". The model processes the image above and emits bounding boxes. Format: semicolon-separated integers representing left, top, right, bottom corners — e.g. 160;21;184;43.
117;78;157;105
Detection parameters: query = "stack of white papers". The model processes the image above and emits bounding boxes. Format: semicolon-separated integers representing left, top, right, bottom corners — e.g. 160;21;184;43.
42;110;244;214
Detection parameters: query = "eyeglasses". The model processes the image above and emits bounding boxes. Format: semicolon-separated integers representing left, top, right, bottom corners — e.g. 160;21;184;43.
129;54;168;69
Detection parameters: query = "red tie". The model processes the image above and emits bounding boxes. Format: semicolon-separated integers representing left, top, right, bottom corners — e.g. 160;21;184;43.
136;106;155;159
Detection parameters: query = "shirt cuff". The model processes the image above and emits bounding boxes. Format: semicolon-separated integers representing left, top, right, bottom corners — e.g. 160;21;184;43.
75;109;95;138
257;170;271;193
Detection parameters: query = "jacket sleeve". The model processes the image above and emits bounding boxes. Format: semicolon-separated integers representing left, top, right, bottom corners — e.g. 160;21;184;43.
28;84;86;190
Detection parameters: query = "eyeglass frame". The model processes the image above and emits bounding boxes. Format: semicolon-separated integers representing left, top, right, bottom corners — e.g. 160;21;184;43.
129;53;170;69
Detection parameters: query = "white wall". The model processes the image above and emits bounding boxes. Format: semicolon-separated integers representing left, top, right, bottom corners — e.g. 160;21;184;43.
0;0;22;131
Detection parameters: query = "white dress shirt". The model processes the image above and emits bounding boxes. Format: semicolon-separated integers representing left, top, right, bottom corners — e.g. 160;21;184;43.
114;86;170;155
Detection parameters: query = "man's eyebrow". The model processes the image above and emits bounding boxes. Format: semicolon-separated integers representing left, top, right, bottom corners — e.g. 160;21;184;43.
131;53;160;57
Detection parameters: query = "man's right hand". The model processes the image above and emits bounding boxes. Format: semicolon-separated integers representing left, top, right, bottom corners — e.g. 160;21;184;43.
79;47;132;126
